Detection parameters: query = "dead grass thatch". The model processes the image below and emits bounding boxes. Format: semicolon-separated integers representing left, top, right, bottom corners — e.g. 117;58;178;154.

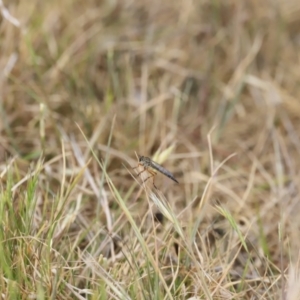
1;0;300;299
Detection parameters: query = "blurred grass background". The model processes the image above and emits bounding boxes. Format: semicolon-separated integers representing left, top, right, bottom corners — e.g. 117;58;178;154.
1;0;300;299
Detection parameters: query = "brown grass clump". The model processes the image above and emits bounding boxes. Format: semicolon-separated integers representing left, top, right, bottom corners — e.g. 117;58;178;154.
1;0;300;299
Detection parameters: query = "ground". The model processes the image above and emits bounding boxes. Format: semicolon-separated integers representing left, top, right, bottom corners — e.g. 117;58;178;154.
1;0;300;299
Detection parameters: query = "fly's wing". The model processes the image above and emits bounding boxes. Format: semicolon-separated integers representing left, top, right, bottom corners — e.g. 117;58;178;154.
150;160;179;184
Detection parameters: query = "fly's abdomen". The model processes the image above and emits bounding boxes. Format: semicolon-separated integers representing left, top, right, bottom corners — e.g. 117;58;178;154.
164;172;179;184
153;164;178;184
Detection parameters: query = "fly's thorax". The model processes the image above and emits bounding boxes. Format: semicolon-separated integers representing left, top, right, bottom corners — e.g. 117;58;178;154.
140;156;152;167
148;166;157;174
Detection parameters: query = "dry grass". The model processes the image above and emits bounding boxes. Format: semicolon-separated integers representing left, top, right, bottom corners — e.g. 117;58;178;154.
1;0;300;299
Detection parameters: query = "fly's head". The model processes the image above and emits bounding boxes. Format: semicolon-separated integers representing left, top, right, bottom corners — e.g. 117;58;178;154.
138;155;146;167
138;155;152;167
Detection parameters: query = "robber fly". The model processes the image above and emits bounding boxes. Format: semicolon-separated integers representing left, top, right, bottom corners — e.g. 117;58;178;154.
133;155;178;189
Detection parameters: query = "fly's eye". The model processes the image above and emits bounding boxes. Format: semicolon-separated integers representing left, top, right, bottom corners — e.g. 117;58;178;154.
139;156;143;162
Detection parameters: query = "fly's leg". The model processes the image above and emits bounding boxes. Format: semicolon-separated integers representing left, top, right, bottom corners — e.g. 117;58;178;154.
132;164;141;170
143;174;158;190
137;168;147;177
152;176;158;190
132;164;146;176
135;167;158;189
